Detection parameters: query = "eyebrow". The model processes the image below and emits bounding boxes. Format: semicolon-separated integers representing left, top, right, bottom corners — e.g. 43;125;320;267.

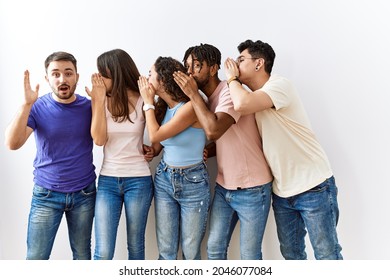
50;68;75;72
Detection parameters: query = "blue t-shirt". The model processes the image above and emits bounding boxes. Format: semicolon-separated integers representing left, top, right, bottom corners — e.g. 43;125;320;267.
27;93;96;193
160;102;206;166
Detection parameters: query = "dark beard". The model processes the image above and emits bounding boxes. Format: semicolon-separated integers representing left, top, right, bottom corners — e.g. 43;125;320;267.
194;75;210;92
52;83;77;100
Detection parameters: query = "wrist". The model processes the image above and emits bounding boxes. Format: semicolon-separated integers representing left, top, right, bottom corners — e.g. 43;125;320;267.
143;103;155;111
227;76;241;86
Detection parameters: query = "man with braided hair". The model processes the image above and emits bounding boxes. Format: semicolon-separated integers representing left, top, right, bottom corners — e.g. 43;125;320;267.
174;43;273;260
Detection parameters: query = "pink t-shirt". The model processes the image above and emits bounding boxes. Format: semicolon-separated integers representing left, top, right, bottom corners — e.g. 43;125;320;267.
100;96;151;177
208;81;273;189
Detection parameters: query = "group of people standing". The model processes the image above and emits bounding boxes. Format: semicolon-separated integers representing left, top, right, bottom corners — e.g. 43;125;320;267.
4;40;343;260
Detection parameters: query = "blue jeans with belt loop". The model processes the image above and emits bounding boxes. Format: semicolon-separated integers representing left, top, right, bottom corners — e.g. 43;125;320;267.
207;182;272;260
26;182;96;260
272;176;343;260
93;175;153;260
154;159;210;260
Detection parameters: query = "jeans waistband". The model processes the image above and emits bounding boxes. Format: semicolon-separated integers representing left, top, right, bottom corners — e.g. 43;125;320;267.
160;159;206;173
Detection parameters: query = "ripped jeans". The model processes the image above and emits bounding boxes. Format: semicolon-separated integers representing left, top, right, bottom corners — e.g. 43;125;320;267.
154;159;210;260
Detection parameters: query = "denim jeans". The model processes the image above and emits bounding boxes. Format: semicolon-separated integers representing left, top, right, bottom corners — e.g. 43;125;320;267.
272;176;343;260
26;182;96;260
207;182;272;260
93;175;153;260
154;160;210;260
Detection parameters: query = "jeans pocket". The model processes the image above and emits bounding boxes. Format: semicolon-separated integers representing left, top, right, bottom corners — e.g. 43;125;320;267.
183;169;207;184
81;182;96;196
32;185;50;199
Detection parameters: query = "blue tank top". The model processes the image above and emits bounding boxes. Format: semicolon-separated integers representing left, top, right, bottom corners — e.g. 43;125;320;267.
160;102;206;166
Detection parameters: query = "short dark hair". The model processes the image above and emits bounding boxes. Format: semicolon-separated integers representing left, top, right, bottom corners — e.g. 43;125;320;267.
183;43;221;71
44;51;77;73
238;40;276;74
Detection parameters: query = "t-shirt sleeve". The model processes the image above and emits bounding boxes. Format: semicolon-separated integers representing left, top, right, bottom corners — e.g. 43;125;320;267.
262;76;293;110
214;86;241;123
27;106;37;130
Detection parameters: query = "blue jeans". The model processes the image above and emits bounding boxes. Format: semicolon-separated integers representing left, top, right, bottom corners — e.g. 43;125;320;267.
26;182;96;260
93;175;153;260
154;160;210;260
207;182;272;260
272;176;343;260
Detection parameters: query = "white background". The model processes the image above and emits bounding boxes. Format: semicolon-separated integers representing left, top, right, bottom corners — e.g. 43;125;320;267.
0;0;389;260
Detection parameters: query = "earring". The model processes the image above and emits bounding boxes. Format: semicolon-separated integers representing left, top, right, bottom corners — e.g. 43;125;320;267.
255;66;259;71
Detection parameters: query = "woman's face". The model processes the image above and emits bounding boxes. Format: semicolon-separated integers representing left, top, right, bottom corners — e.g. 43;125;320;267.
148;65;161;93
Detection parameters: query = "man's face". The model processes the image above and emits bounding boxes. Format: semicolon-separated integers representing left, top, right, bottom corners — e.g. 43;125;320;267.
184;55;211;90
45;60;79;103
236;49;259;84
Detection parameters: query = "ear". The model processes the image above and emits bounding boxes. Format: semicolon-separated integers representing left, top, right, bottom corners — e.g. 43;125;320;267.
45;75;49;82
255;58;265;70
76;73;80;83
210;64;219;77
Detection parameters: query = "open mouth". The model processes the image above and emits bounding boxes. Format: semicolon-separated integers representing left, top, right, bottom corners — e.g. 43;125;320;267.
58;85;70;92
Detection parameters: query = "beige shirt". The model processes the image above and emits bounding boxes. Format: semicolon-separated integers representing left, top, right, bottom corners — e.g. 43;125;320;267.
256;75;333;197
100;96;151;177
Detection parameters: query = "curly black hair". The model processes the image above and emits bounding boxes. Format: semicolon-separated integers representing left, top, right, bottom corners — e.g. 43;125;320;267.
153;56;188;124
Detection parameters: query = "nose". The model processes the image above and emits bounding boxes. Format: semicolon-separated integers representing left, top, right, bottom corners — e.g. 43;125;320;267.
59;74;66;82
186;66;193;75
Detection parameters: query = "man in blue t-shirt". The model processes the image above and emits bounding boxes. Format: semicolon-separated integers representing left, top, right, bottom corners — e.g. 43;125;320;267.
5;51;96;260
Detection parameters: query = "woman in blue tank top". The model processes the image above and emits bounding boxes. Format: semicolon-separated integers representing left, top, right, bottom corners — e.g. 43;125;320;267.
138;56;210;260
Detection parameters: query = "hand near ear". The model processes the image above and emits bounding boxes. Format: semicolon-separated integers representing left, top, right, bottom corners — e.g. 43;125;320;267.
224;58;239;80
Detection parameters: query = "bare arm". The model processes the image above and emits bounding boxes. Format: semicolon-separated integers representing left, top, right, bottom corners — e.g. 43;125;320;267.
85;73;107;146
205;141;216;158
5;70;38;150
173;71;235;141
138;76;198;144
224;58;274;114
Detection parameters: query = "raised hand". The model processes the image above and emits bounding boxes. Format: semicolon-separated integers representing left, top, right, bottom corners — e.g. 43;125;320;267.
85;73;106;102
224;58;240;80
173;71;199;98
23;70;39;105
137;76;155;104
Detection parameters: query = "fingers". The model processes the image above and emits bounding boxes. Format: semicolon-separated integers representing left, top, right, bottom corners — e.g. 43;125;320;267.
138;76;155;103
173;71;188;85
173;71;191;91
85;86;91;96
137;76;145;87
91;73;104;86
137;76;149;89
24;70;39;92
24;70;31;90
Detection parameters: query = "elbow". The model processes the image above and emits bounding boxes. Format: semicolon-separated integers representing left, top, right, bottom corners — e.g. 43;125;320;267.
233;102;246;113
91;130;107;146
94;140;105;146
205;130;221;141
5;140;21;150
92;136;107;146
149;135;159;145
